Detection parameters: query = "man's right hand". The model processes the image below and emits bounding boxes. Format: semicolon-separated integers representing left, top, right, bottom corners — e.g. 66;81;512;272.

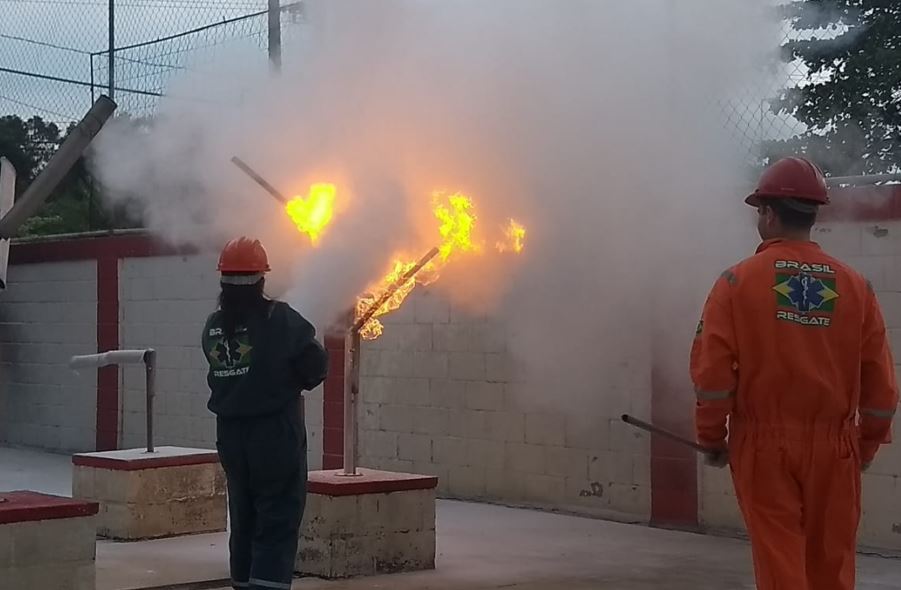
704;448;729;468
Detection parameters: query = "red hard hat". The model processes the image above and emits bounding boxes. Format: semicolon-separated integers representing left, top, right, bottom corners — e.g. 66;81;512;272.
218;237;270;274
746;156;829;208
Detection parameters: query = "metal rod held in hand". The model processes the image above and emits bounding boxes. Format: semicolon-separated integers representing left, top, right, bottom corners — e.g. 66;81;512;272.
621;414;713;456
230;156;290;204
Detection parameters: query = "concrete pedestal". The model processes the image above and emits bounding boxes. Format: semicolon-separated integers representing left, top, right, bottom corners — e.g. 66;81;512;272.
0;491;98;589
72;446;226;541
297;469;438;578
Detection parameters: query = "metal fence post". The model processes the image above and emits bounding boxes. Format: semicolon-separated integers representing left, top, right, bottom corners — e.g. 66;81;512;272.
108;0;115;100
268;0;282;73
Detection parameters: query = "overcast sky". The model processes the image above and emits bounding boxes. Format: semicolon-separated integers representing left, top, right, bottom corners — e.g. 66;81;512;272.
0;0;272;122
1;0;808;139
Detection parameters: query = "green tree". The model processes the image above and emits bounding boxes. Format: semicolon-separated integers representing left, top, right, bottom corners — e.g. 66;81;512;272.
0;115;63;194
0;114;120;236
769;1;901;175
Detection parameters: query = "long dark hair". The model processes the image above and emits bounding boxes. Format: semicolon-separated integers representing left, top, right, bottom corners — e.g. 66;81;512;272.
218;279;269;337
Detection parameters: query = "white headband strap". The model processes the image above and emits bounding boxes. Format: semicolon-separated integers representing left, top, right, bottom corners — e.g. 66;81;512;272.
220;273;264;286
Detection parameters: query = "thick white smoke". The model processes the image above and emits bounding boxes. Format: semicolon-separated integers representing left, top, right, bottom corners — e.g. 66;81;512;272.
93;1;779;396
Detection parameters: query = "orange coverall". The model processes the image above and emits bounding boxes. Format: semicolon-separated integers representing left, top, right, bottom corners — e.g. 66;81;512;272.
691;238;898;590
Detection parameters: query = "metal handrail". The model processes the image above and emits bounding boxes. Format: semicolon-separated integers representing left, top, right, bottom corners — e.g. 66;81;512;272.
70;349;157;453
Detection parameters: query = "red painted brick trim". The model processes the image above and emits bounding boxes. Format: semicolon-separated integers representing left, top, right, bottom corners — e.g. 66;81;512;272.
821;185;901;222
9;233;194;265
96;255;119;451
649;364;699;529
308;469;438;496
72;451;220;471
0;491;99;524
9;233;195;452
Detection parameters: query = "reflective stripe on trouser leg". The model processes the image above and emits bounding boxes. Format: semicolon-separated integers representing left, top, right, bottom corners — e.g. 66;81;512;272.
227;480;254;585
247;410;308;590
217;419;253;589
248;468;305;589
249;579;292;590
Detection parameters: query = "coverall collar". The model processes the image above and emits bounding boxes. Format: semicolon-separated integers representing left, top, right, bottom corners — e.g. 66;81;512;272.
756;238;821;255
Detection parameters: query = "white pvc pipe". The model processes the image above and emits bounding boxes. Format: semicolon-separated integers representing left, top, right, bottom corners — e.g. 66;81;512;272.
69;348;156;453
69;349;149;369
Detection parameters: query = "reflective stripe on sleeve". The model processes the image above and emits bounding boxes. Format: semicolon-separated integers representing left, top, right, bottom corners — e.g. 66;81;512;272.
861;407;896;420
696;389;733;401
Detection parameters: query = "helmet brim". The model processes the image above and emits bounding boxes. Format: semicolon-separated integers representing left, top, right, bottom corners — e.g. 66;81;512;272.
746;193;821;214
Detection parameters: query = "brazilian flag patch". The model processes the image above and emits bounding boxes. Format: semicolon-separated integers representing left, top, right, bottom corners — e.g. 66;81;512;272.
773;272;839;314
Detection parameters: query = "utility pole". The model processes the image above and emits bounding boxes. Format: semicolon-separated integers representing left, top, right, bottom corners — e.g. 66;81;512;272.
108;0;115;99
268;0;282;73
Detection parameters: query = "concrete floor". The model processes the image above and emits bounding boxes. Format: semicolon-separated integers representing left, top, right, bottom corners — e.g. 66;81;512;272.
0;445;73;496
2;446;901;589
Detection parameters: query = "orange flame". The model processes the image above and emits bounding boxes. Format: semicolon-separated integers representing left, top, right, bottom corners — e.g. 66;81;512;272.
434;192;479;261
285;183;336;244
357;192;525;340
496;219;526;253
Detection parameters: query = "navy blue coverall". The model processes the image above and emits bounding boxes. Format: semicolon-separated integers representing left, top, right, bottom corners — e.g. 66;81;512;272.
202;300;327;590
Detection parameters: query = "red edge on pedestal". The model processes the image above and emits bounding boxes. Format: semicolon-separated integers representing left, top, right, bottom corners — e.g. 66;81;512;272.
72;452;220;471
308;469;438;497
0;491;99;525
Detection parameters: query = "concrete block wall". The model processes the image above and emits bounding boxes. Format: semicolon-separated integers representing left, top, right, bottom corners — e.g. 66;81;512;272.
697;221;901;549
357;288;653;521
119;255;219;450
0;239;324;465
826;220;901;550
118;255;324;468
0;261;98;452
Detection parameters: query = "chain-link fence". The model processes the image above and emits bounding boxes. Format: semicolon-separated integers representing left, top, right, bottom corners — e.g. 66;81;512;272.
0;0;302;235
90;2;303;118
1;1;897;235
1;2;842;167
0;0;276;125
712;16;812;167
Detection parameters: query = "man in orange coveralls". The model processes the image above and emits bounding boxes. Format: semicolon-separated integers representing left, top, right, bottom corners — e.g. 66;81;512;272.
690;156;899;590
